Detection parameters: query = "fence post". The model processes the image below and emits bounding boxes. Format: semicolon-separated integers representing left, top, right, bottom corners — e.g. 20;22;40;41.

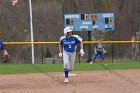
87;31;91;61
42;44;44;64
111;43;114;63
78;53;81;63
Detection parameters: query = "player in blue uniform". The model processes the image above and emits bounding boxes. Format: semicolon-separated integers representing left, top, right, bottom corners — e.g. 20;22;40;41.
90;40;107;65
59;27;85;83
0;32;10;63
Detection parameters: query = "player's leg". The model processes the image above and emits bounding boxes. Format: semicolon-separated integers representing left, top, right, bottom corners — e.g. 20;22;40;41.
69;52;76;71
90;53;98;64
1;45;10;63
100;53;107;65
63;51;70;82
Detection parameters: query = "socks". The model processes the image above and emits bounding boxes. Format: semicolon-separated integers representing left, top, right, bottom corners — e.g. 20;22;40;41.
104;59;107;64
64;69;69;78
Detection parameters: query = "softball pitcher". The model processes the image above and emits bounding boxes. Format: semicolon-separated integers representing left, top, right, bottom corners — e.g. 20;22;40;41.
90;40;107;65
59;27;84;83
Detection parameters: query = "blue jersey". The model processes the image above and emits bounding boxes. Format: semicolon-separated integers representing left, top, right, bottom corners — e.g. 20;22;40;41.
0;40;6;50
95;44;104;52
60;35;82;52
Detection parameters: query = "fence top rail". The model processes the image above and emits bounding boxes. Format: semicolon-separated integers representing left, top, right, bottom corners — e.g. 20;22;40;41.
3;41;140;44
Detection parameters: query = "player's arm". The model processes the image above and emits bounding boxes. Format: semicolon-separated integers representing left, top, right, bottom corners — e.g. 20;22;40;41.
78;38;84;57
58;44;63;57
79;42;85;57
73;35;83;50
102;45;106;53
73;35;85;56
94;47;97;53
59;36;64;57
59;44;62;53
79;42;83;50
94;45;97;53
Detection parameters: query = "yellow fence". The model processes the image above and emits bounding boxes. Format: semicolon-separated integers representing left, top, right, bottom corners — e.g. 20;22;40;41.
3;41;140;44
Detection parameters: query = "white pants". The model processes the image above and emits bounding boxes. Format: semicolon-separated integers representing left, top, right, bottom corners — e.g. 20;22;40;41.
63;50;76;70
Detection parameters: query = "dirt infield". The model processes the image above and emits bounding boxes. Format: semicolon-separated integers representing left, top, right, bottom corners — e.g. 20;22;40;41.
0;69;140;93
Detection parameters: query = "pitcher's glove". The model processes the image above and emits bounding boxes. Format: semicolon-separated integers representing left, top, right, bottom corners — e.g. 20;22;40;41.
2;55;11;63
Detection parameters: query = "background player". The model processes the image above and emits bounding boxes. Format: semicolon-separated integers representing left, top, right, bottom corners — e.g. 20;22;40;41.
0;32;10;63
90;40;107;65
59;27;84;83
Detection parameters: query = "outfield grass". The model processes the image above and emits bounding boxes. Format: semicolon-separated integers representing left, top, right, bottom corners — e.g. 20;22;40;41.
0;62;140;74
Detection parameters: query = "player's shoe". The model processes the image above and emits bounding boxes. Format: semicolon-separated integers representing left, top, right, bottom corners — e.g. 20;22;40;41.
104;63;107;66
64;78;68;83
104;60;107;66
2;55;11;63
90;61;93;64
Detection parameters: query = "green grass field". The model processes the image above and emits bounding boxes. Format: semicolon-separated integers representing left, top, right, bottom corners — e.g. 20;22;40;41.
0;61;140;74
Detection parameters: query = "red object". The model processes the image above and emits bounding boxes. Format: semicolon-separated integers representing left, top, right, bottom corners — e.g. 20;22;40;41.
0;32;2;36
12;0;18;6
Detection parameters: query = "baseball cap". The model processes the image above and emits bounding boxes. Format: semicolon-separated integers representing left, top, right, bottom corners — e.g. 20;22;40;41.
64;27;73;35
